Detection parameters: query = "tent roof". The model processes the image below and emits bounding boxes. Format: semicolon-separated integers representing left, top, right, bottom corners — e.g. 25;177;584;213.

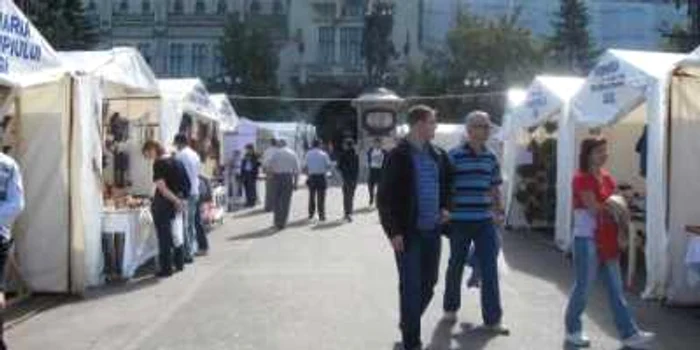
510;75;584;129
158;78;220;123
0;0;66;89
58;47;159;98
572;49;686;126
210;93;239;130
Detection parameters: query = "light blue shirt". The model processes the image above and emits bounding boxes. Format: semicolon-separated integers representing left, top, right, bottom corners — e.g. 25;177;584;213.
176;147;201;198
0;153;24;240
304;148;332;175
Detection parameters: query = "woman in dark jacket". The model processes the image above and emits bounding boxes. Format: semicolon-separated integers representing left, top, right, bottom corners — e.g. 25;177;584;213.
240;144;260;207
337;138;359;222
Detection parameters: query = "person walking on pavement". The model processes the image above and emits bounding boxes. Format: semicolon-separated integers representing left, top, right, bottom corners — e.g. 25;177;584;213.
0;150;24;350
195;174;212;256
174;134;201;261
367;138;387;207
337;138;359;222
304;139;332;222
264;139;301;230
564;137;655;349
442;111;509;335
377;105;451;350
241;144;260;207
262;139;279;212
142;140;188;277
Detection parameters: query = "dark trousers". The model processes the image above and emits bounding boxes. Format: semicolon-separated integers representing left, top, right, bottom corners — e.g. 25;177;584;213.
342;180;357;216
443;221;502;325
195;202;209;251
272;174;294;228
307;174;327;220
368;168;382;205
396;230;441;350
242;172;257;206
153;210;185;275
0;237;12;350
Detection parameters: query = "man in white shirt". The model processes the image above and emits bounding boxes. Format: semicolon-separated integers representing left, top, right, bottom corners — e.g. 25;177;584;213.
366;138;387;207
0;150;24;350
174;133;202;260
304;140;332;221
262;139;279;212
264;139;301;229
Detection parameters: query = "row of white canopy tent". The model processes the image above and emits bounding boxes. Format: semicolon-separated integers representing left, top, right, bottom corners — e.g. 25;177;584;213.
504;47;700;305
0;0;239;294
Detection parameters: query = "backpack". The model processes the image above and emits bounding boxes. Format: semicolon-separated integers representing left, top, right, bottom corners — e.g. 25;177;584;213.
171;158;191;198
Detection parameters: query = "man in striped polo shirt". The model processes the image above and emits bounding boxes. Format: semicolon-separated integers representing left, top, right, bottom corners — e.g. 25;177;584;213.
442;110;508;335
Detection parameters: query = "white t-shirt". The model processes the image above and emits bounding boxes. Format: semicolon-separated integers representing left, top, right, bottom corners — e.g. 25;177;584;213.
176;147;201;197
572;209;596;238
369;148;385;169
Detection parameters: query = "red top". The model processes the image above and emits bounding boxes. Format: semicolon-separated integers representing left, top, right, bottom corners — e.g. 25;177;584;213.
572;169;619;262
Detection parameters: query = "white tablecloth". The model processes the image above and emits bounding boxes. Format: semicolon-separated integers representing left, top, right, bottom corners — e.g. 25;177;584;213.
685;235;700;287
102;208;158;279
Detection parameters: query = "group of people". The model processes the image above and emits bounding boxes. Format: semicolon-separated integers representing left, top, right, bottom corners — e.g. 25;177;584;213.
378;105;655;350
142;134;213;278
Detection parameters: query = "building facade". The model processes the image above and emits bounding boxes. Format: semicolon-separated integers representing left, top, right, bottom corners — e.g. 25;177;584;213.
423;0;686;52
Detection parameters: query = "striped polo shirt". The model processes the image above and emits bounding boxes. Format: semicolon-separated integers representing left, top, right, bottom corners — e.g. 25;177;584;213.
412;145;440;231
449;143;502;222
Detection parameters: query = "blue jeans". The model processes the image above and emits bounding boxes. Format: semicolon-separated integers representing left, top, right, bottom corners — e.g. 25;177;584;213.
443;221;502;325
184;195;199;259
565;237;638;339
395;230;441;350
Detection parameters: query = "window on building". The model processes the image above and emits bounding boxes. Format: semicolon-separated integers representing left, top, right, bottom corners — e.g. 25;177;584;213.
342;0;363;17
87;1;97;12
213;52;225;77
217;0;228;14
142;0;152;14
273;0;284;14
313;3;336;18
169;43;185;76
250;0;261;14
137;43;153;65
318;27;335;64
195;0;206;14
192;43;209;76
172;0;184;14
118;0;129;13
340;27;362;67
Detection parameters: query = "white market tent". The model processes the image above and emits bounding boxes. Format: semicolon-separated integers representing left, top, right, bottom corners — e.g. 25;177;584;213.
158;78;221;147
396;122;502;153
568;49;687;301
210;93;239;131
255;121;316;156
502;76;583;237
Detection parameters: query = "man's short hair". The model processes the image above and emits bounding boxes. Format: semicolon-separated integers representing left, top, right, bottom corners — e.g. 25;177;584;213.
312;139;321;148
174;133;188;146
407;105;436;126
465;110;491;127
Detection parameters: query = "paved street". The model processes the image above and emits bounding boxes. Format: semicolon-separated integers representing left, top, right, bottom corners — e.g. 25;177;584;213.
7;186;700;350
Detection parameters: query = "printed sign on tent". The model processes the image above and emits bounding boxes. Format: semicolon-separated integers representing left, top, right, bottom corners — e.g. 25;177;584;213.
0;0;61;78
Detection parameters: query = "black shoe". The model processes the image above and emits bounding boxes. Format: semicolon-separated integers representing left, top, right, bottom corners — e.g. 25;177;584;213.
345;215;352;222
185;257;194;264
319;217;326;222
156;271;172;278
175;265;184;272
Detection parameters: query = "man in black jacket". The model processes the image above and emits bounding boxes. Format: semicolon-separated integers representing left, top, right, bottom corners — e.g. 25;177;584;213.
377;105;452;350
337;138;359;222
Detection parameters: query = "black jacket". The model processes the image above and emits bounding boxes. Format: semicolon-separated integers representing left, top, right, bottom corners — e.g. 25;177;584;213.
337;149;359;183
377;139;452;238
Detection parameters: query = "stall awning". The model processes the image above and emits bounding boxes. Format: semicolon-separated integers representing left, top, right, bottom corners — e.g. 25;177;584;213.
58;47;159;98
509;75;584;130
210;93;239;131
158;78;220;123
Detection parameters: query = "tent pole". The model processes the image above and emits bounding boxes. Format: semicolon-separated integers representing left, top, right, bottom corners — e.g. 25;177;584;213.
67;78;75;294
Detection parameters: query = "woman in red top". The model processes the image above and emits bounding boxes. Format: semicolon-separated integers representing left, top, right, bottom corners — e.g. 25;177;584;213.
564;138;654;348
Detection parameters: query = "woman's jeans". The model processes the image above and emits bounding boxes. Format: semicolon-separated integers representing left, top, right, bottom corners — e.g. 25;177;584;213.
565;237;638;339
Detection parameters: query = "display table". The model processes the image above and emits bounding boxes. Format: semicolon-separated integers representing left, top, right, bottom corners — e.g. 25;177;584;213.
102;207;158;280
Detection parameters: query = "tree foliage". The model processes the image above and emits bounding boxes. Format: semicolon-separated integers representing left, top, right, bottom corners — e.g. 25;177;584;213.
16;0;99;50
218;17;280;119
664;1;700;52
547;0;598;74
362;1;397;87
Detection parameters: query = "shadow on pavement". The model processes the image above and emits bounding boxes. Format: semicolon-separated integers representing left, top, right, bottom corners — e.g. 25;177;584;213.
354;206;375;215
311;219;346;231
82;275;160;301
427;320;499;350
227;227;278;241
231;208;267;219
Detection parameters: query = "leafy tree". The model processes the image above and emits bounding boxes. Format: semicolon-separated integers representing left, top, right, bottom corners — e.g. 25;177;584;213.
663;1;700;52
16;0;99;50
362;0;397;86
217;17;280;119
547;0;598;74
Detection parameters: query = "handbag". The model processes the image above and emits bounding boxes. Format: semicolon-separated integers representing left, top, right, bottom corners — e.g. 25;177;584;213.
172;213;184;247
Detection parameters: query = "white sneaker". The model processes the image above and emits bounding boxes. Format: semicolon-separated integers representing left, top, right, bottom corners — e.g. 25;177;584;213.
565;332;591;347
482;323;511;336
622;331;655;349
442;311;457;322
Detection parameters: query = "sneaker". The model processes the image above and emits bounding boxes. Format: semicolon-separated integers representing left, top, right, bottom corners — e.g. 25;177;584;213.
195;250;208;257
345;215;353;222
565;332;591;347
482;323;510;336
622;331;655;349
442;311;457;322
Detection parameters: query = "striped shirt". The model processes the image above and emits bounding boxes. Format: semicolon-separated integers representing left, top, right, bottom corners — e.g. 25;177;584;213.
412;146;440;231
449;143;502;222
